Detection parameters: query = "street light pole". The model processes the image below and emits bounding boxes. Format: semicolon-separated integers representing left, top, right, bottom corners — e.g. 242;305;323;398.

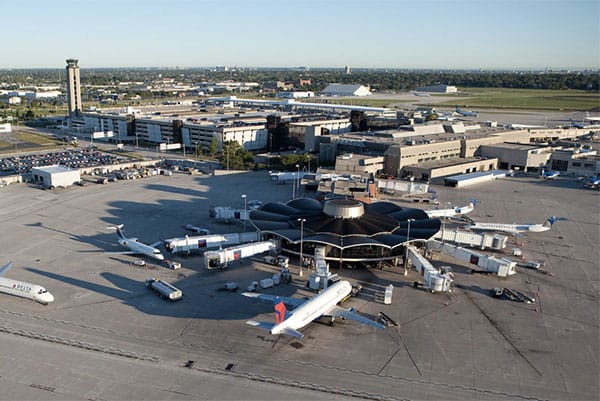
298;218;306;277
242;194;247;233
297;164;301;197
405;218;415;275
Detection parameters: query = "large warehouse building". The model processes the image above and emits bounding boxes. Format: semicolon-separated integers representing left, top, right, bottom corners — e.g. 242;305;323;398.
321;83;372;97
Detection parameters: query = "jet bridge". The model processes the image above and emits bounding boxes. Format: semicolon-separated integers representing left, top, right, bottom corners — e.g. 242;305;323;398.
432;229;508;251
164;232;260;254
407;246;453;293
204;240;278;269
428;240;516;277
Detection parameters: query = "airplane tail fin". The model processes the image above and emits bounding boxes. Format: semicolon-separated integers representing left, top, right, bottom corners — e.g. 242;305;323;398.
107;224;126;240
470;197;479;207
546;216;557;227
274;297;290;324
0;261;14;277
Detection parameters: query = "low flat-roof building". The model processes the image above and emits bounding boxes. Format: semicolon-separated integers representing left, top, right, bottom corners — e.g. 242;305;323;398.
479;143;552;172
549;149;600;176
334;153;384;176
443;170;512;188
402;157;498;181
31;165;80;189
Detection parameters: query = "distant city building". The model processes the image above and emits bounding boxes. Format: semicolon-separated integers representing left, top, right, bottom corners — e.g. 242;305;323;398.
321;83;371;97
0;96;21;105
0;123;12;133
414;84;457;94
33;91;62;99
263;81;294;93
344;65;351;75
66;59;82;124
296;78;312;87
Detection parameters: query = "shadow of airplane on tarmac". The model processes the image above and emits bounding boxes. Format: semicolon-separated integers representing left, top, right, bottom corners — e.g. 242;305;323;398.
25;267;298;321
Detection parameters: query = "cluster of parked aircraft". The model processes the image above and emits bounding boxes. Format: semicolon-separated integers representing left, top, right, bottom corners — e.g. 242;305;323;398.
1;196;564;339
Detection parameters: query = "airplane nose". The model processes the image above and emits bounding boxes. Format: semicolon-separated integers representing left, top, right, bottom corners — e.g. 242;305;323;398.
45;293;55;303
156;255;165;261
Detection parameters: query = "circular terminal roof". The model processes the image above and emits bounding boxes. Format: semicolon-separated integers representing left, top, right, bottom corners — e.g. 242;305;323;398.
323;199;364;219
249;198;441;250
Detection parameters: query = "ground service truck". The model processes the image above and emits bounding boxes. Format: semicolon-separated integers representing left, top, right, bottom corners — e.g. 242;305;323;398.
145;278;183;301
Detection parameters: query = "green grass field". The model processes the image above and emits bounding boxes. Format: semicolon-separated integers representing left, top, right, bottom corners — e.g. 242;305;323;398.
0;131;63;153
301;88;599;111
434;88;599;111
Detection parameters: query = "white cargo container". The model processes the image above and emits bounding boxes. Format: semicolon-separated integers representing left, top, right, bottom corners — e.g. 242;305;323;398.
260;278;274;289
384;285;394;304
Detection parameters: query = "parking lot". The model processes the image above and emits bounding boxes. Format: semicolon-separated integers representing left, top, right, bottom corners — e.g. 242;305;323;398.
0;170;598;400
0;148;129;176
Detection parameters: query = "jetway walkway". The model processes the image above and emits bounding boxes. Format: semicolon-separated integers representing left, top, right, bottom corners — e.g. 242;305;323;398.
407;246;453;293
427;240;516;277
432;228;508;251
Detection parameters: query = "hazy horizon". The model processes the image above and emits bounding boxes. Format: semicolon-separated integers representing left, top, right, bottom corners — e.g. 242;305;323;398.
2;0;599;70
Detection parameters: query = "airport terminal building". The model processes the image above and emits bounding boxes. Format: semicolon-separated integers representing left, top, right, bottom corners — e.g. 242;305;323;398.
250;198;441;266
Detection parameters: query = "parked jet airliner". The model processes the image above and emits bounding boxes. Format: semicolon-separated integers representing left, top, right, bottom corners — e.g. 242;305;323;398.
455;106;478;117
0;262;54;304
243;280;385;339
426;198;478;219
466;216;557;236
107;224;165;260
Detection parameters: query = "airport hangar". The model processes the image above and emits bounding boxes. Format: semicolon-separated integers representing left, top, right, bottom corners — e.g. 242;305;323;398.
249;197;441;266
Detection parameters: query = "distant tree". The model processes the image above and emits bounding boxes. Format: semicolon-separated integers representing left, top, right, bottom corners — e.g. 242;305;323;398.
219;141;253;170
208;136;219;156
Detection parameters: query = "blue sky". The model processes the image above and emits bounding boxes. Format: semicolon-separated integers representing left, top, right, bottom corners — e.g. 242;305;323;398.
2;0;598;69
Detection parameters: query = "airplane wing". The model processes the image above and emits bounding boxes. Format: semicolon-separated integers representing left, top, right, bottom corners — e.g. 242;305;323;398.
0;261;14;277
327;306;386;329
246;320;304;339
246;320;275;331
242;292;306;308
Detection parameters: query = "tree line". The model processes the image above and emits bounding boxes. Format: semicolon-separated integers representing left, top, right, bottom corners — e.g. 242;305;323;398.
1;68;598;91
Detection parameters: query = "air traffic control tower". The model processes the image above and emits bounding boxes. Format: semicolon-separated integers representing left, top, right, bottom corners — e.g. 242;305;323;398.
65;59;82;126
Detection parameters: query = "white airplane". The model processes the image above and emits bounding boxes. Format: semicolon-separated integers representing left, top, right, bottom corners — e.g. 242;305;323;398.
455;106;478;117
426;198;478;218
437;111;456;121
466;216;557;236
243;280;385;339
0;262;54;305
107;224;165;261
509;123;546;129
584;113;600;123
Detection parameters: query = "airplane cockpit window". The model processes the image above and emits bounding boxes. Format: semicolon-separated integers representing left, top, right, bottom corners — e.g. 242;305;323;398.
38;289;47;294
